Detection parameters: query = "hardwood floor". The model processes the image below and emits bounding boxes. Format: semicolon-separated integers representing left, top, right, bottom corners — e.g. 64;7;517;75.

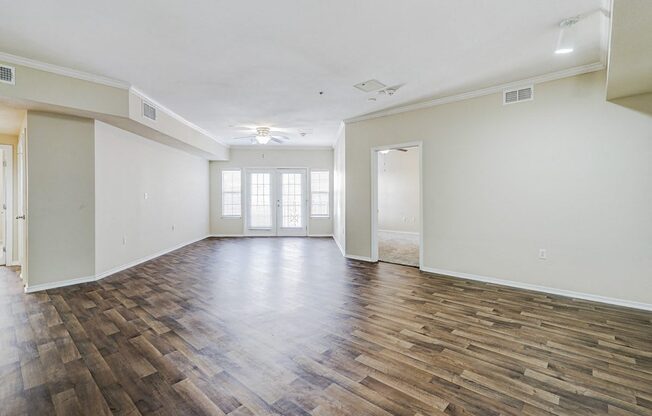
1;237;651;415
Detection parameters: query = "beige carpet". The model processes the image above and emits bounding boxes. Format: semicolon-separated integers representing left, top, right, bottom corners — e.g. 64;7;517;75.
378;230;419;267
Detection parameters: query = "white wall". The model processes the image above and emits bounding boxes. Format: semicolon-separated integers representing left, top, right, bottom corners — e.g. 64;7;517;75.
378;148;419;233
333;127;346;253
27;112;95;286
95;121;209;275
210;148;333;236
345;70;652;305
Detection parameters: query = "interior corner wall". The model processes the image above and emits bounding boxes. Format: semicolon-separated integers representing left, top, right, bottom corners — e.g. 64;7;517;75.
377;148;420;233
333;128;346;253
94;121;209;275
345;70;652;305
26;111;95;287
209;148;333;236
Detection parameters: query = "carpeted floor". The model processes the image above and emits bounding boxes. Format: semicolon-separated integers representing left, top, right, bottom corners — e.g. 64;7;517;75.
378;230;419;267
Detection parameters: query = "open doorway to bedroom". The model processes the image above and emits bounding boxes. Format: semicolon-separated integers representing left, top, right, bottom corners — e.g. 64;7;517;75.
372;144;421;267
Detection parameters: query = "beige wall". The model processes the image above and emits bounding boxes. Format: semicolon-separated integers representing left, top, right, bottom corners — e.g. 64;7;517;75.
345;70;652;304
210;148;333;236
26;112;95;286
378;148;420;233
95;121;210;275
333;128;346;252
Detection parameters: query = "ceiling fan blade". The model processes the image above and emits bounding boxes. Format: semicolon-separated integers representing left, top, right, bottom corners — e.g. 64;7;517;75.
271;135;290;141
271;138;283;144
231;135;256;140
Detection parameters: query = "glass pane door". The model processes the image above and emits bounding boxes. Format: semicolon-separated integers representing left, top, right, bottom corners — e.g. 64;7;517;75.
277;169;307;236
246;170;275;235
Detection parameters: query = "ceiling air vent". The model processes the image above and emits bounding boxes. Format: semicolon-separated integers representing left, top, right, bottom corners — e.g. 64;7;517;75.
0;65;15;85
143;101;157;121
354;79;386;93
503;85;534;105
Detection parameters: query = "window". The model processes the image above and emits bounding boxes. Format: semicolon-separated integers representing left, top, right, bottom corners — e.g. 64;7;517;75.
222;170;241;217
310;170;329;217
249;172;272;228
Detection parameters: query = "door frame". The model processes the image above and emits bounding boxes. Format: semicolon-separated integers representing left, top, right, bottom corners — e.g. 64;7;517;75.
0;144;13;266
243;167;310;237
370;141;423;269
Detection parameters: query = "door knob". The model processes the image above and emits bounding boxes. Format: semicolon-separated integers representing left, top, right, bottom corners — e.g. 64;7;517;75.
16;215;25;220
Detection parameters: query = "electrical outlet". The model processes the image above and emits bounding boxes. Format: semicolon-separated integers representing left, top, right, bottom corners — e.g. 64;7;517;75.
143;192;149;200
538;249;547;260
171;225;175;231
122;236;127;246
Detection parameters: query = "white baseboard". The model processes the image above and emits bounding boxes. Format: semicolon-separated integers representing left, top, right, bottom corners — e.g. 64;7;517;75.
378;229;419;236
420;266;652;312
24;274;97;293
333;235;345;257
308;234;333;238
345;254;374;262
209;234;245;237
24;235;210;293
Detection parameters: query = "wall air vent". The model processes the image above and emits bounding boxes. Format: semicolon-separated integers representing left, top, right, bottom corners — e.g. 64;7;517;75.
0;65;15;85
503;85;534;105
143;101;157;121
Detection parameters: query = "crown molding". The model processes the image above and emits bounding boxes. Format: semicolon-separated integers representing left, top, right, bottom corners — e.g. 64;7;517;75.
0;51;130;89
230;144;334;151
129;87;228;146
346;62;606;124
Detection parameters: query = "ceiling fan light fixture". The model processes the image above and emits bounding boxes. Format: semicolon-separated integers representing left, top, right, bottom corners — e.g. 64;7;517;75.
256;135;271;144
555;17;579;54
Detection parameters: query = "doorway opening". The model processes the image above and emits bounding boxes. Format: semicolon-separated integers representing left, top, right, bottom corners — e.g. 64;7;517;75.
0;103;26;288
245;168;308;236
371;143;422;268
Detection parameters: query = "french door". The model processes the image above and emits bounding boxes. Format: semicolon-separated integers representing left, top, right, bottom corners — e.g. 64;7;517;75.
245;168;307;236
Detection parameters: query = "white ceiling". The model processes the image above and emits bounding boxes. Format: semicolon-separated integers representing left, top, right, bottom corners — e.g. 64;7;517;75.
0;104;24;136
0;0;606;146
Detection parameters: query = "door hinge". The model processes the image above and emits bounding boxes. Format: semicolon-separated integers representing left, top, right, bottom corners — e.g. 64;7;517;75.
2;247;5;253
2;160;6;167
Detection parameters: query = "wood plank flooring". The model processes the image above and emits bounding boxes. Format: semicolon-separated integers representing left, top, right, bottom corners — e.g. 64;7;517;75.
0;237;651;415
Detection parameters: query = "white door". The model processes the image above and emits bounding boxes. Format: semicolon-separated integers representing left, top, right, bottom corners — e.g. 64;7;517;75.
245;169;276;236
276;169;307;236
245;168;307;236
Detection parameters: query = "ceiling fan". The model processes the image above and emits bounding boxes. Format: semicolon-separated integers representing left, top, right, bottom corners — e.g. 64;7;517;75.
231;127;290;145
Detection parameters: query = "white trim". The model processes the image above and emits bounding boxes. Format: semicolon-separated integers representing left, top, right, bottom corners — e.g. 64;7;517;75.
331;122;345;149
308;234;333;237
421;266;652;312
370;142;424;269
0;144;13;266
346;62;605;123
24;274;97;293
334;235;346;257
209;234;246;237
378;229;419;236
345;254;374;262
0;51;129;89
24;235;209;293
230;144;334;150
130;87;228;146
